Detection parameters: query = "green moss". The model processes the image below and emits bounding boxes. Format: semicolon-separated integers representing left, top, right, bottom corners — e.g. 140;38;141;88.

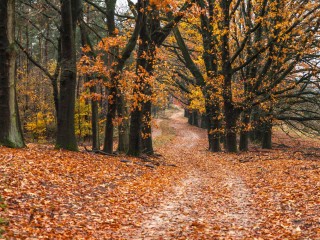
0;139;25;148
0;195;7;238
55;143;79;152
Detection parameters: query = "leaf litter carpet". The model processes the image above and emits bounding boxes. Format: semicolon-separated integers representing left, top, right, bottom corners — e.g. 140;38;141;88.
0;109;319;239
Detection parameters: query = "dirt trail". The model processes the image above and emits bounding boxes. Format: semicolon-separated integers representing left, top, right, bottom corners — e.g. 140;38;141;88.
128;108;257;239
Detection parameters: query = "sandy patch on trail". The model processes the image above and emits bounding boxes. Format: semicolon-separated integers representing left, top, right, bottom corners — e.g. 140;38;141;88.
127;108;258;239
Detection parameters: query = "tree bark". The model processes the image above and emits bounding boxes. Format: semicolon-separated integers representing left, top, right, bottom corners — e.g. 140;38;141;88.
250;107;263;142
200;114;208;129
129;1;193;156
103;0;144;154
128;15;148;156
56;0;78;151
239;109;251;151
262;122;272;149
0;0;25;148
142;99;153;154
117;95;129;153
219;0;239;153
224;102;239;153
103;84;117;153
79;5;100;150
205;103;220;152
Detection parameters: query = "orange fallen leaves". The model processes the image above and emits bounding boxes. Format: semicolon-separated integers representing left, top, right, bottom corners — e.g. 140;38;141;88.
0;110;319;239
0;144;182;239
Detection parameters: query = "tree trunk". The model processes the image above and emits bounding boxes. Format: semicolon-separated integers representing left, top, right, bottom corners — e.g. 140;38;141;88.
200;114;208;129
188;110;193;125
128;8;148;156
117;95;129;153
0;0;25;148
128;108;142;156
192;110;198;126
250;107;263;142
239;110;251;151
79;6;100;150
142;99;153;155
205;103;220;152
56;0;78;151
52;38;61;120
103;85;117;153
184;108;189;118
224;102;239;153
91;86;100;150
102;0;118;153
262;122;272;149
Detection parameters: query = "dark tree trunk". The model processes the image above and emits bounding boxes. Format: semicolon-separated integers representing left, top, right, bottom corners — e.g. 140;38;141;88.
91;90;100;150
128;0;191;156
103;0;118;154
79;5;100;150
198;1;222;152
224;102;239;153
117;95;129;153
239;110;251;151
205;103;220;152
219;0;239;153
103;84;117;153
250;108;263;143
142;99;153;155
56;0;78;151
200;114;208;129
0;0;25;148
184;108;189;118
188;111;193;125
262;122;272;149
192;111;196;125
192;110;198;126
141;49;154;155
128;19;148;156
128;108;142;156
50;37;61;120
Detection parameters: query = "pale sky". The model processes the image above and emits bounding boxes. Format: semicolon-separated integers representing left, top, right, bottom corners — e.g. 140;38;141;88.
116;0;137;9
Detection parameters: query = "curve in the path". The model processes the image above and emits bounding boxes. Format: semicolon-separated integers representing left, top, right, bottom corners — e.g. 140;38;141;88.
127;108;257;239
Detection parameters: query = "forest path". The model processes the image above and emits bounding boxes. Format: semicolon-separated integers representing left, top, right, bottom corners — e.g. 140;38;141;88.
128;108;258;239
3;107;318;239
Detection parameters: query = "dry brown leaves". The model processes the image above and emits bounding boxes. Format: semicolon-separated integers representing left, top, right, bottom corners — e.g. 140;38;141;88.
0;110;319;239
0;144;182;239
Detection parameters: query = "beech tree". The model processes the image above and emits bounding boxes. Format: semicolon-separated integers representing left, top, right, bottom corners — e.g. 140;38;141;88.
56;0;81;151
128;0;194;156
0;0;25;148
167;0;319;152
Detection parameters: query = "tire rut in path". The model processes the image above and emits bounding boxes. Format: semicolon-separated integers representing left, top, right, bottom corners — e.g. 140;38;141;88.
137;172;203;239
128;108;257;239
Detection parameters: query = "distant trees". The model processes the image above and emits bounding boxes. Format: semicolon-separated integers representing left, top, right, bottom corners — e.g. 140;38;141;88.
168;0;320;152
0;0;318;155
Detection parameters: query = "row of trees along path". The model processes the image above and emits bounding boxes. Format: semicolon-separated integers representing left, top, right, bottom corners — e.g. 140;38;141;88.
125;108;259;239
125;108;319;239
1;0;319;156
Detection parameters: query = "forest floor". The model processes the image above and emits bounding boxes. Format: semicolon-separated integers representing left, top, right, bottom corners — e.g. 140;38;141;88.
0;107;319;239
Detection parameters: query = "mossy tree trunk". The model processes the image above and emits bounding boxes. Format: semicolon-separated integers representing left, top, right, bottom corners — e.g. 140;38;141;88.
0;0;25;148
